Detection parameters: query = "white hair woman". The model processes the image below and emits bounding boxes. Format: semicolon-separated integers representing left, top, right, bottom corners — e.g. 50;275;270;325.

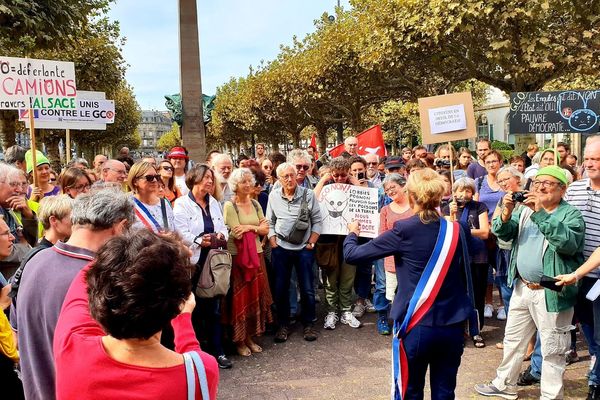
223;168;273;357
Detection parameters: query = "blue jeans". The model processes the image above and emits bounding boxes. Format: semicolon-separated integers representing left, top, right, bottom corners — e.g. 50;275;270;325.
495;250;514;315
272;246;316;327
494;276;513;316
402;323;464;400
530;333;542;379
354;262;372;300
289;269;298;316
373;259;389;313
576;277;600;385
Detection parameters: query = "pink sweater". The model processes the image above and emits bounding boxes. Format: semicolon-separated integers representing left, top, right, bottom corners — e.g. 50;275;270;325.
379;204;414;272
54;268;219;400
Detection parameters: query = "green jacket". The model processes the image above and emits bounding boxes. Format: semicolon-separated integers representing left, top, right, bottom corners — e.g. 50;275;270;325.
492;199;585;312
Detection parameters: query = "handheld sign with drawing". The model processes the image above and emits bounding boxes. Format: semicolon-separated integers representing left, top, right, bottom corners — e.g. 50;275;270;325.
509;90;600;134
318;183;379;238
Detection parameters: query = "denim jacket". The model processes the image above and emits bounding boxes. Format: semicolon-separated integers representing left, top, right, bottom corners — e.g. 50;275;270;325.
492;199;585;312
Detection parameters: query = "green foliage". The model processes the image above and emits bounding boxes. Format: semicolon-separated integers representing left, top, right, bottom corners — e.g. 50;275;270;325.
157;123;182;151
0;0;112;51
491;140;513;151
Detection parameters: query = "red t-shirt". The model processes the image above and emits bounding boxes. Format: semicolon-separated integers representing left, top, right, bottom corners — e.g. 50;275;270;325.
54;268;219;400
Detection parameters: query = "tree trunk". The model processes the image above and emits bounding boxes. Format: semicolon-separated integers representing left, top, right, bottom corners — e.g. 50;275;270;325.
291;130;301;148
0;110;17;150
315;122;328;154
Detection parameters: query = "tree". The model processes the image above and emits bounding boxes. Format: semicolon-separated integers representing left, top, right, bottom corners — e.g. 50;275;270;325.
157;123;182;151
0;0;112;50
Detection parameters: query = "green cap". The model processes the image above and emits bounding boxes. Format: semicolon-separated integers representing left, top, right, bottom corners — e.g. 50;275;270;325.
535;165;568;185
25;150;50;174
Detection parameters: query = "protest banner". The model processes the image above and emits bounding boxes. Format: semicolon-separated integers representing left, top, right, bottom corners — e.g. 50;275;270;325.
509;90;600;134
20;91;114;129
318;183;379;238
329;125;387;158
0;56;77;110
417;92;477;145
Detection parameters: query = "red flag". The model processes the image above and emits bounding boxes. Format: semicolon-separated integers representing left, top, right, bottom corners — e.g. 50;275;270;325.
309;132;319;159
329;125;387;158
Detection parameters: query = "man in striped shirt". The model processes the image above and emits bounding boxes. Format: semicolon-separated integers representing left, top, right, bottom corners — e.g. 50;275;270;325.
564;137;600;399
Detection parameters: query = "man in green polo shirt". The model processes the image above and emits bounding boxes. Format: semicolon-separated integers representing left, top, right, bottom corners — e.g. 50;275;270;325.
475;166;585;400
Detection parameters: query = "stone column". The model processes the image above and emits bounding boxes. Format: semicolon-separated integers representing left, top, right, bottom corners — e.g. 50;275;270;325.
178;0;206;162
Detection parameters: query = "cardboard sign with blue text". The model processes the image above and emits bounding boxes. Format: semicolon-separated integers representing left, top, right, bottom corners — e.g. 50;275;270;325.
317;183;379;238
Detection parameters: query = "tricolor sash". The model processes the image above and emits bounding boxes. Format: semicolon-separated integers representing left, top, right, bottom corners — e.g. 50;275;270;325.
391;218;460;400
133;197;162;233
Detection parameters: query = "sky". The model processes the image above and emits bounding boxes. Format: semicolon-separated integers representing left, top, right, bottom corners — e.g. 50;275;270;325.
108;0;351;110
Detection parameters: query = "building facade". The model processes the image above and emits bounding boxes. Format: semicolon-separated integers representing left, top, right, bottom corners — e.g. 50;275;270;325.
138;110;172;155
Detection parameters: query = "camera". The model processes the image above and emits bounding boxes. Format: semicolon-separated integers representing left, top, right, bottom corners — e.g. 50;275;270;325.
512;191;527;203
356;172;365;181
435;158;452;169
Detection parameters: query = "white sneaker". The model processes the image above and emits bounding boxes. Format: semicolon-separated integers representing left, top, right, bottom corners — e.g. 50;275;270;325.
484;304;494;318
324;312;338;330
496;307;506;321
341;311;362;328
365;298;376;313
352;302;366;318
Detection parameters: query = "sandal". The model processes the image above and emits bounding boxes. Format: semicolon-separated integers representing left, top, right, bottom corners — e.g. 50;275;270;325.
245;338;262;353
472;335;486;348
236;344;251;357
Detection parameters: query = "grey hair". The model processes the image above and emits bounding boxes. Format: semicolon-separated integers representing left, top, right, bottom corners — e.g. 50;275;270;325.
68;157;89;168
276;162;296;178
71;188;134;230
0;162;19;181
287;149;311;165
497;166;524;183
382;173;406;188
4;145;26;164
228;167;255;193
452;177;476;194
213;153;233;166
7;167;26;181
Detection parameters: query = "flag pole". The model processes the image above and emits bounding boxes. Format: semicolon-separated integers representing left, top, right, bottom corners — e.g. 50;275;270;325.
66;129;71;164
28;109;39;188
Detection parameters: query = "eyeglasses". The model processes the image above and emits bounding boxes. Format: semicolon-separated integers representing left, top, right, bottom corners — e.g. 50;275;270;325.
295;164;310;171
332;173;348;179
139;174;162;182
497;177;512;184
49;178;57;182
69;184;91;192
7;182;28;189
280;173;295;180
484;160;500;165
160;166;174;172
0;230;12;238
532;180;562;188
367;162;378;166
108;168;127;175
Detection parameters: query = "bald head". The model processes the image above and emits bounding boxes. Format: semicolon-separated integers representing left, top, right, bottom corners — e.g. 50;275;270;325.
344;137;358;156
102;160;127;183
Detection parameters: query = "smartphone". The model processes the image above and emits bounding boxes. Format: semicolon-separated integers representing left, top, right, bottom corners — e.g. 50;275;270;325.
540;274;562;292
357;172;366;181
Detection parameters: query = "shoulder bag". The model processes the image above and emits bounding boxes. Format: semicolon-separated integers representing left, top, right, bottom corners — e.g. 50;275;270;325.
183;351;210;400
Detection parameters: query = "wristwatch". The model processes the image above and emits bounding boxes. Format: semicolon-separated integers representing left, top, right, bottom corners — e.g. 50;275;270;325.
307;242;315;248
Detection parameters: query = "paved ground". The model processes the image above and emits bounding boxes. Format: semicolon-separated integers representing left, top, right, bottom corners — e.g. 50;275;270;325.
218;292;590;399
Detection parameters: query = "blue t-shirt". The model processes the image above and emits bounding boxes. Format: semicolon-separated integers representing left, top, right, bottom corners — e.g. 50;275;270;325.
516;217;545;282
475;176;505;219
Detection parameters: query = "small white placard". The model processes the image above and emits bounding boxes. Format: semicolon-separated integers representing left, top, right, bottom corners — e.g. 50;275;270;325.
428;104;467;134
586;279;600;301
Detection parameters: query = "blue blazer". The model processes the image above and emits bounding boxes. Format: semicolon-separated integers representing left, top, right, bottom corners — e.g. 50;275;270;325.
344;215;473;326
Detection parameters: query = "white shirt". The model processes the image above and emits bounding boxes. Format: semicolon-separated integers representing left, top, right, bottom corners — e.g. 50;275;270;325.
174;174;189;196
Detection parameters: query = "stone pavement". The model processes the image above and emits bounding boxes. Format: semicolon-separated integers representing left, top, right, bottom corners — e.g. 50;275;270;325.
218;294;591;400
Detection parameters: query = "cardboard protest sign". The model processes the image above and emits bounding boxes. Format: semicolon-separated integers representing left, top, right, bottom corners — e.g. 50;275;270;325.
20;91;114;130
418;92;476;145
0;56;77;110
318;183;379;238
509;90;600;134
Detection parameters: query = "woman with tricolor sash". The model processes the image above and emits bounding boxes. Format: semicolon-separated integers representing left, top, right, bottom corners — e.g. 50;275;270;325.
128;161;174;233
344;168;478;400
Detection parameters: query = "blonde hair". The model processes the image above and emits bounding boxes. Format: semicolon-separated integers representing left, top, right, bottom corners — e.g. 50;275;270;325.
38;194;74;230
405;169;446;223
127;161;156;193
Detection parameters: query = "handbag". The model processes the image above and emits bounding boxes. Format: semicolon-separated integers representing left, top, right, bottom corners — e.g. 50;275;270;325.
277;188;310;245
315;242;339;271
195;248;232;298
183;351;210;400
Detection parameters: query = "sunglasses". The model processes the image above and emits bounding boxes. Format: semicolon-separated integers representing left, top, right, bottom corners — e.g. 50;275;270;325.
139;174;162;182
49;178;57;182
367;162;378;166
160;166;174;171
295;164;310;171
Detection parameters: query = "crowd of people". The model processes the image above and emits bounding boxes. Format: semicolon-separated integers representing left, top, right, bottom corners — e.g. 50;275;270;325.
0;135;598;399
